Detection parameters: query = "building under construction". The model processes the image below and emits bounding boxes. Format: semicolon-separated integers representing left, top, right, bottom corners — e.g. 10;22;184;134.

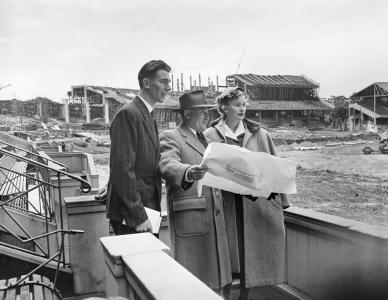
68;85;138;124
0;98;62;121
350;82;388;128
68;84;217;129
225;74;330;124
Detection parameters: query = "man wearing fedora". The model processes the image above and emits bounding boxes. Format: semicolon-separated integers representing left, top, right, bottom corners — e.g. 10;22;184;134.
159;90;232;292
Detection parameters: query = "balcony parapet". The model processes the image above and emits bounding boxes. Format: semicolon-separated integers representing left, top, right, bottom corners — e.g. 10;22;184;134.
46;152;99;190
100;233;222;300
64;195;108;295
284;207;388;299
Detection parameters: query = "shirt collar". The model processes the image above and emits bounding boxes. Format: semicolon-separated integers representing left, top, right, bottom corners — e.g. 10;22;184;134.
223;120;245;140
137;95;154;114
187;126;197;136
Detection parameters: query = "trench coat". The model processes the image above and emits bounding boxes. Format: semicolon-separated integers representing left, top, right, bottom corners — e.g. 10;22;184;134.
159;124;232;289
204;118;290;288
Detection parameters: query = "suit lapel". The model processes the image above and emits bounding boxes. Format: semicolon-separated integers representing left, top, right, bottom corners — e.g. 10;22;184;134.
134;97;157;149
178;124;205;156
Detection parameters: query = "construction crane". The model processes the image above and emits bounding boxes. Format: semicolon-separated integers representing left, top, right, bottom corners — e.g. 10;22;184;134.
0;84;11;91
236;48;246;73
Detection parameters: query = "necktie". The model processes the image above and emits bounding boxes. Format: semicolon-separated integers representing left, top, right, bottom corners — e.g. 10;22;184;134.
196;131;208;148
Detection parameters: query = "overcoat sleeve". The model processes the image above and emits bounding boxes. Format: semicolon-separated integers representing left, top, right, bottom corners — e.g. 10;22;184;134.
109;108;147;227
264;131;291;209
159;130;192;190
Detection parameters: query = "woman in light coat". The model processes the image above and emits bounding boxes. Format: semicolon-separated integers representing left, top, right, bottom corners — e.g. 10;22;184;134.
204;87;290;298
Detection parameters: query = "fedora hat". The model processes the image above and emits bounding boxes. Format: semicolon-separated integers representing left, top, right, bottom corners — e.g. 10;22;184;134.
175;90;216;112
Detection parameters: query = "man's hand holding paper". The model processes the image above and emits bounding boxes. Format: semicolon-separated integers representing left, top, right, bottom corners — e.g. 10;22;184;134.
198;143;297;198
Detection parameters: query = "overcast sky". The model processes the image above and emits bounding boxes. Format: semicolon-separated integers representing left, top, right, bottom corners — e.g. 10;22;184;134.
1;0;387;101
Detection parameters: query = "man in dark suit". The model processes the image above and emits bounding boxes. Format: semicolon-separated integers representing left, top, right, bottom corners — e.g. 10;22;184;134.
106;60;171;234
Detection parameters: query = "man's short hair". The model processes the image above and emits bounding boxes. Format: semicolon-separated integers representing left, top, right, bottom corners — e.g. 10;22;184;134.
138;60;171;88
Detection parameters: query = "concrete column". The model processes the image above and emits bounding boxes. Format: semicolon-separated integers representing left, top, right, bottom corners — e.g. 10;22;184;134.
100;234;169;298
84;86;91;124
103;95;109;125
65;195;109;295
64;99;70;123
38;102;43;118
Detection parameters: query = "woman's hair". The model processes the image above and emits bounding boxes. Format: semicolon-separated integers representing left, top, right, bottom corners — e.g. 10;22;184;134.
216;87;246;117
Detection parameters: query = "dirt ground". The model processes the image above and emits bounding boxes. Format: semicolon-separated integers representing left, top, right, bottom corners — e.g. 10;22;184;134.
93;127;388;227
273;125;388;227
280;144;388;227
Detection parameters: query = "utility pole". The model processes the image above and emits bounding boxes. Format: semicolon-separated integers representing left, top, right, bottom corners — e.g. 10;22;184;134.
181;73;184;92
373;83;376;126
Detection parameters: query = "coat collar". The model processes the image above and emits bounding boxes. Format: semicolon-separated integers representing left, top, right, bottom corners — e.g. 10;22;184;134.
133;96;158;149
177;124;205;156
213;118;260;147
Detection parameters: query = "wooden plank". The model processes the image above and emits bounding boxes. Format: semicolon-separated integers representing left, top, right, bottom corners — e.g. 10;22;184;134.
4;277;17;300
0;279;6;300
20;280;30;300
42;276;54;300
32;274;44;300
14;163;23;194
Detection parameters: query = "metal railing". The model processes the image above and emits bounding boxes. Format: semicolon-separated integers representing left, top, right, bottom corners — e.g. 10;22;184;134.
0;140;91;270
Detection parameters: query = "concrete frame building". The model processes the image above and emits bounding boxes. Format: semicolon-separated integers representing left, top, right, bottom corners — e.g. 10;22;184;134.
68;85;137;125
224;74;331;125
350;82;388;129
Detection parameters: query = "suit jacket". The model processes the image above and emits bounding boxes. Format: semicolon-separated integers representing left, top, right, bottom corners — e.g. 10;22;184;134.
159;124;232;289
106;96;161;228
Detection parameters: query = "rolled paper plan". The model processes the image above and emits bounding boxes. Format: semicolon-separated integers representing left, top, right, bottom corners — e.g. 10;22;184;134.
198;143;297;198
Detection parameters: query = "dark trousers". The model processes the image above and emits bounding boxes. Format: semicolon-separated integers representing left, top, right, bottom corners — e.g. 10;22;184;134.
110;220;159;238
235;194;248;300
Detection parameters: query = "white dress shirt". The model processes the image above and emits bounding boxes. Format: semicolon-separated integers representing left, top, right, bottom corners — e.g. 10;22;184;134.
223;120;245;140
138;95;154;114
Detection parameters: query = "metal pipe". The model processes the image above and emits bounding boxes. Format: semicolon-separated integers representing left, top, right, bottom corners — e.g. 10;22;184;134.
0;148;91;192
57;172;65;266
0;140;68;170
0;165;57;188
13;251;62;287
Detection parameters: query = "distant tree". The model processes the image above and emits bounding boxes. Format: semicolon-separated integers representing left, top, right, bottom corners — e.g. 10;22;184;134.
332;96;349;131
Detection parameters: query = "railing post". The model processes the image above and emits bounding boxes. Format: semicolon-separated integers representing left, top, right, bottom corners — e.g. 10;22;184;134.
56;172;65;267
64;195;109;295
